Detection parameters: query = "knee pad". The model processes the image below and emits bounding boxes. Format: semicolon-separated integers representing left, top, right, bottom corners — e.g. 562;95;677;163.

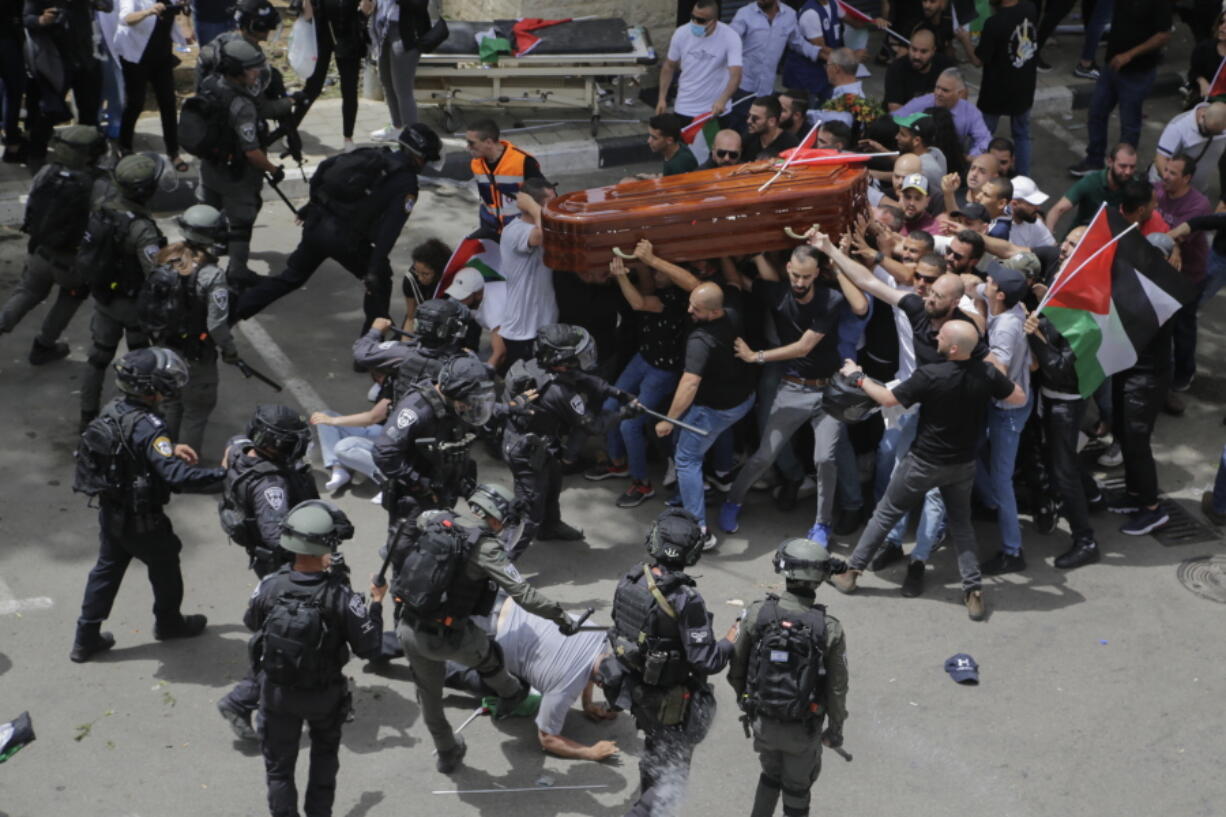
475;639;506;678
758;773;781;791
87;344;117;370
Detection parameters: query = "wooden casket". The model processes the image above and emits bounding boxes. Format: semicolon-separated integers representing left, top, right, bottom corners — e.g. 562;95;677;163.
541;162;869;274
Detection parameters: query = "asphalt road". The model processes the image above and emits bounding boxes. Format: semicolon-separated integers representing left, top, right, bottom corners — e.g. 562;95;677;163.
1;98;1225;817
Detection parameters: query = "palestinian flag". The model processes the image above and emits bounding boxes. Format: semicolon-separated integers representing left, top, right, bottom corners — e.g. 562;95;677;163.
681;113;721;165
835;0;875;26
0;712;35;763
1043;208;1197;397
434;233;504;299
1207;57;1226;102
511;18;572;57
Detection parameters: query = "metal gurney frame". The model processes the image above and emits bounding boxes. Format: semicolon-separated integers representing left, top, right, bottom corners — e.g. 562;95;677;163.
415;24;657;136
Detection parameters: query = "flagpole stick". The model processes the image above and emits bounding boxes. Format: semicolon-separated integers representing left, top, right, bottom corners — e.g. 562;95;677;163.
1036;222;1139;315
785;151;899;167
758;120;822;193
1033;202;1105;312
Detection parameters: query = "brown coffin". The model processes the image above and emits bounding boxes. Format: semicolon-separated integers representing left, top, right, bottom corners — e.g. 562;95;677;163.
541;162;869;274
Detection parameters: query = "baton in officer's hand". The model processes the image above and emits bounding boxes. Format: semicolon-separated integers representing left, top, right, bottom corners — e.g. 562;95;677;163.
635;404;710;437
230;357;283;392
264;172;300;217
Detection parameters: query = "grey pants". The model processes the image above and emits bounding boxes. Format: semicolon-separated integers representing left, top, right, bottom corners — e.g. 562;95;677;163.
397;618;521;753
728;380;844;524
749;716;822;817
849;452;982;591
81;297;148;416
0;249;89;345
161;352;219;454
378;37;420;128
199;163;263;284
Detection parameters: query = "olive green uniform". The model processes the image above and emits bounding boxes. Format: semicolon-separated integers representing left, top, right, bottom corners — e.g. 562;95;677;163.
397;529;572;755
728;589;848;817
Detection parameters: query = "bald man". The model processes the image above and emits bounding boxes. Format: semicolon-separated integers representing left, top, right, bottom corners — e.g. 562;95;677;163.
700;129;745;170
884;28;955;111
655;279;757;549
1148;102;1226;196
832;317;1024;621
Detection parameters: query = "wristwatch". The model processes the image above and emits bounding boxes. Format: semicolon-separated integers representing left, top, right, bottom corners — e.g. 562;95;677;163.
756;350;765;364
850;371;865;388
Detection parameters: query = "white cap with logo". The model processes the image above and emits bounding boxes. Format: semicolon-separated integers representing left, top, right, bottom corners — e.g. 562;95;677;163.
444;267;486;300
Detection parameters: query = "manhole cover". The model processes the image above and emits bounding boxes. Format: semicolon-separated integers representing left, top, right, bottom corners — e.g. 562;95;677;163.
1176;555;1226;603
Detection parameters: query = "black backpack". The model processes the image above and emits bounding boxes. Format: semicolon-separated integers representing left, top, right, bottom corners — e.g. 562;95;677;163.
254;579;334;688
137;264;207;355
78;207;144;304
742;596;827;722
179;90;237;163
73;404;143;503
316;147;395;203
392;518;475;619
22;167;94;250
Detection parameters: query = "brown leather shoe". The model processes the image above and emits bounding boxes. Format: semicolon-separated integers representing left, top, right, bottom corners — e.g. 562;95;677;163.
830;569;860;594
965;589;986;621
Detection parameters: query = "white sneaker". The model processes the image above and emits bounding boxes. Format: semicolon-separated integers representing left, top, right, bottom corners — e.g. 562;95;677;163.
370;125;398;141
1097;442;1123;468
663;458;677;488
342;138;357;153
325;466;351;494
371;491;384;505
796;475;817;499
701;526;718;551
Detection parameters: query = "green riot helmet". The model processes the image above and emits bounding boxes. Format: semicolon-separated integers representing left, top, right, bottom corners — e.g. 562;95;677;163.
280;500;354;555
535;323;597;371
49;125;107;169
773;537;832;584
413;298;466;348
114;347;190;398
437;356;496;426
644;508;705;568
114;152;178;202
176;204;229;255
219;39;268;92
468;482;524;552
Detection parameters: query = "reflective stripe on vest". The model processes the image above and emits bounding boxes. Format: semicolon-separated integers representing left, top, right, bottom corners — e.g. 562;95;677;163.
471;141;532;231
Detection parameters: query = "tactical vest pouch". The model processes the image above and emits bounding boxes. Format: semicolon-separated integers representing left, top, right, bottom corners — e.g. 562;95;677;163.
632;683;690;728
253;581;332;689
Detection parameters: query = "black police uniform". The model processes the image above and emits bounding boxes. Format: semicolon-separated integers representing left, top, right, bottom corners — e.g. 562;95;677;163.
74;396;224;646
610;561;732;817
245;566;382;817
502;364;631;553
236;148;420;332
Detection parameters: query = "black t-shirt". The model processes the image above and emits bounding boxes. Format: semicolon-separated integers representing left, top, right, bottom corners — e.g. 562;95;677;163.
743;129;801;162
756;279;844;379
684;313;756;410
141;12;173;64
897;293;988;364
1188;40;1223;86
1105;0;1173;74
893;358;1016;464
638;285;689;371
884;53;956;107
975;1;1039;116
553;272;624;365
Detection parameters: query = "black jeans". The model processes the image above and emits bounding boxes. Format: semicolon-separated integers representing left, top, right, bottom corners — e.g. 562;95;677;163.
78;508;184;627
27;58;102;162
1171;281;1205;386
302;24;361;138
0;31;26;142
260;680;347;817
1112;370;1165;507
1042;397;1098;541
119;56;179;156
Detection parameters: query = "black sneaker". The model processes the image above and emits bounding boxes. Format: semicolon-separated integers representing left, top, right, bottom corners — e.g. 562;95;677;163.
154;614;208;640
69;630;115;663
1107;495;1140;515
616;480;655;508
1068;158;1102;177
217;700;257;741
869;543;905;572
28;339;70;365
900;560;925;597
1087;490;1107;513
436;735;467;774
1072;62;1101;80
1036;56;1053;72
980;550;1026;575
1054;538;1100;569
1119;506;1170;536
585;462;629;481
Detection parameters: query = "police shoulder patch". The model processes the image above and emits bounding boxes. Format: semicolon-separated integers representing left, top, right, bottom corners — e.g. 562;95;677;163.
348;593;367;618
688;629;710;644
240;123;257;144
396;408;418;429
211;288;229;310
378;340;396;350
503;563;523;582
153;436;174;457
569;394;586;415
263;486;285;510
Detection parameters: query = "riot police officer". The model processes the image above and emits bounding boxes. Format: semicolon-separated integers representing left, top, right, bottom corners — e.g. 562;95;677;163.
146;204;239;453
216;404;318;741
235;124;442;333
502;323;638;552
353;300;471;393
372;355;495;530
77;153;175;431
393;486;580;773
245;500;384;817
70;347;224;663
728;539;849;817
609;509;738;817
198;39;284;288
1;125;110;364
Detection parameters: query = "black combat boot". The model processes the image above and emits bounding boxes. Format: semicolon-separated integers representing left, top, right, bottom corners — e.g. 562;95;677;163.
154;613;208;640
70;622;116;663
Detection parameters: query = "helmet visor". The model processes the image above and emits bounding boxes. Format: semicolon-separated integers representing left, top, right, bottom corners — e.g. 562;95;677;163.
152;153;180;193
153;348;190;395
577;335;598;371
455;385;496;426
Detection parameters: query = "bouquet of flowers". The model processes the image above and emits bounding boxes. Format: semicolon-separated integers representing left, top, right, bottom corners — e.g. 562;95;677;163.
821;93;886;125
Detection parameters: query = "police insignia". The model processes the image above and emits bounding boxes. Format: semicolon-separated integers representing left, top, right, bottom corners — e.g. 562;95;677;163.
378;341;395;350
348;594;367;617
263;487;285;509
396;408;417;429
689;630;710;644
504;563;523;582
569;394;586;414
153;436;174;457
240;123;257;143
211;288;228;310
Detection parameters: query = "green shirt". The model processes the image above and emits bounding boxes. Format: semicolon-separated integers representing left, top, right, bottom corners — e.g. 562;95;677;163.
663;144;699;177
1062;169;1128;226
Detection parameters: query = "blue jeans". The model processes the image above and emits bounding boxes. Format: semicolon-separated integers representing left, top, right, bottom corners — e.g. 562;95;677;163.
1212;444;1226;513
1085;65;1156;164
1200;250;1226;305
974;400;1031;556
604;353;680;481
835;431;862;510
1079;0;1114;64
315;413;385;479
983;110;1032;177
675;395;755;529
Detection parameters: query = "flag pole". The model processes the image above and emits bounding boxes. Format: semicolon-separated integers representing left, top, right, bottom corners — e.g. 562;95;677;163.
784;151;899;167
683;94;756;137
758;119;822;192
1036;221;1139;315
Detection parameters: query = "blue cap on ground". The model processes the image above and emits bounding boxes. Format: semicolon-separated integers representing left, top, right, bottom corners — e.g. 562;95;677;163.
945;653;979;684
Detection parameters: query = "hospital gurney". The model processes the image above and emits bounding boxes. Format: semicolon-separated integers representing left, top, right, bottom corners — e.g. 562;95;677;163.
415;18;656;135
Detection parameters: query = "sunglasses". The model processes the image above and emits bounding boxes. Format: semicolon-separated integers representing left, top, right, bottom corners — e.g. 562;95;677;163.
716;149;740;159
915;272;940;283
945;247;965;261
690;13;715;23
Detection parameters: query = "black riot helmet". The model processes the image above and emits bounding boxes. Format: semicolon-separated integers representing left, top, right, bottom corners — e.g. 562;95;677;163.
219;38;267;75
821;372;881;424
535;323;597;371
414;298;466;348
644;508;705;568
246;404;310;462
234;0;280;33
437;356;496;426
398;123;443;163
114;347;190;399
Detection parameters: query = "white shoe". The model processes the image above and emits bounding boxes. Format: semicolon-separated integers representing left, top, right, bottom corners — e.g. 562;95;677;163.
370;125;398;141
663;458;677;488
325;466;352;494
371;491;384;505
796;475;817;499
700;527;719;551
342;138;357;153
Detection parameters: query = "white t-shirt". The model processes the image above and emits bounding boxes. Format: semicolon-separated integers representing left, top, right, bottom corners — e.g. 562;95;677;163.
498;217;558;341
667;22;744;117
497;602;606;737
1008;219;1056;249
1149;104;1226;195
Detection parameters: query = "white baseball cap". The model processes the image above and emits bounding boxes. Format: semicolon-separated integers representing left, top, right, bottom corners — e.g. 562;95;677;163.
444;267;485;300
1011;175;1049;206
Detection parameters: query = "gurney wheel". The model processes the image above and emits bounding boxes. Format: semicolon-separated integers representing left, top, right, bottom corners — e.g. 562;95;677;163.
442;110;458;133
